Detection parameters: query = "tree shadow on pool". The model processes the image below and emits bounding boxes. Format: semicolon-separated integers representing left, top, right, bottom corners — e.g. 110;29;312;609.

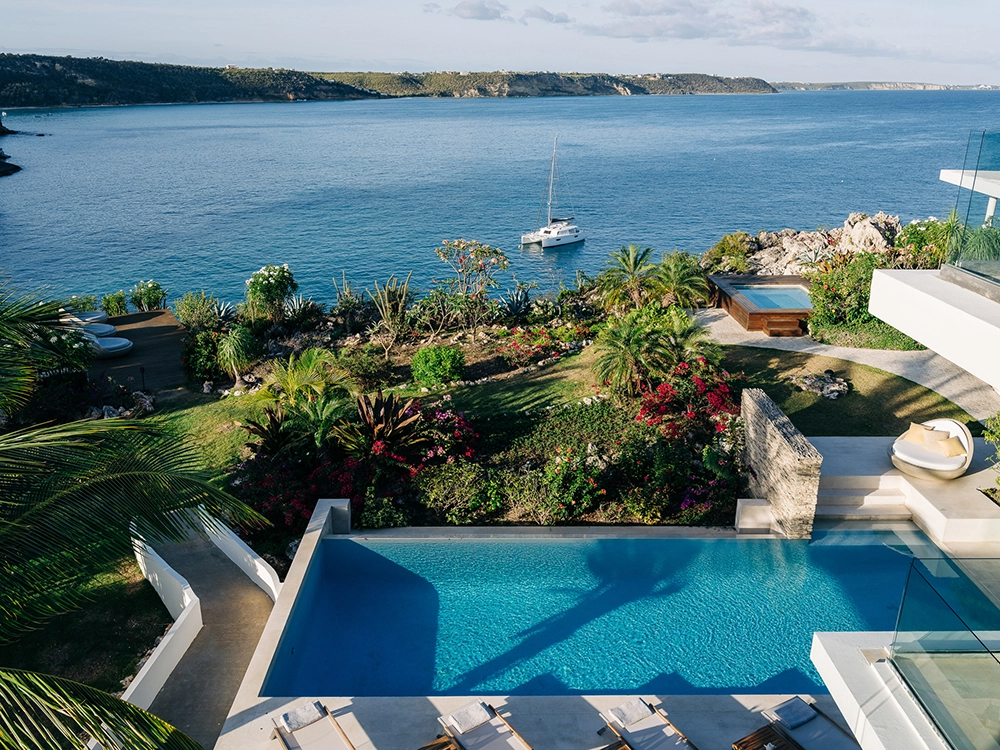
448;540;687;694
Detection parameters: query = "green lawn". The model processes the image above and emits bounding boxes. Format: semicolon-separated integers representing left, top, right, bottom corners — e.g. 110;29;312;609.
722;346;982;436
0;558;172;693
436;346;599;418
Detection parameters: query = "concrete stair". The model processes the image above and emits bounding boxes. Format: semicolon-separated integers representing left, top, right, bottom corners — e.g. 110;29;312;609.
815;474;912;521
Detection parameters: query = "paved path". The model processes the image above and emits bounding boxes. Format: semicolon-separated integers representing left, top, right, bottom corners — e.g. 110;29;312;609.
148;536;273;750
697;309;1000;422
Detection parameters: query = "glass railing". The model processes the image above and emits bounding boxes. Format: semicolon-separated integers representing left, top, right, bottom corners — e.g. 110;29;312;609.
891;558;1000;750
947;131;1000;287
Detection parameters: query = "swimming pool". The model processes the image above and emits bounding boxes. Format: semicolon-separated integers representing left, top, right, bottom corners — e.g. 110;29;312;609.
261;531;921;697
731;285;812;310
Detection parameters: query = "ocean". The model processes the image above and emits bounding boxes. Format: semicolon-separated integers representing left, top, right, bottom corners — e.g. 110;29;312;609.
2;91;998;303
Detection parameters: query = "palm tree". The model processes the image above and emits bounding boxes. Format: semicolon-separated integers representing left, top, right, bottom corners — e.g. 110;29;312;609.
217;323;258;389
597;245;658;311
259;347;355;409
658;306;721;370
593;313;668;396
0;279;263;749
655;250;710;309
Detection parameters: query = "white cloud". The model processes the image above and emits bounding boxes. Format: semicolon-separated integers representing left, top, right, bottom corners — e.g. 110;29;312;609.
522;5;573;23
450;0;512;20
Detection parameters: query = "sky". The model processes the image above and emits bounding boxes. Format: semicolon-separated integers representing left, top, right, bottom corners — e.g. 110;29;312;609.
4;0;997;85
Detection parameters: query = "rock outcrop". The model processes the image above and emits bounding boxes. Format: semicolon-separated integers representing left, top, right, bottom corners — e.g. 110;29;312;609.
732;212;903;275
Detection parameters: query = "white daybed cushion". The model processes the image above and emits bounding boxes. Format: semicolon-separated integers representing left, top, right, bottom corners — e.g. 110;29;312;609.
280;700;326;733
892;438;966;471
445;701;493;734
608;698;654;727
61;310;109;324
763;696;816;729
83;322;117;337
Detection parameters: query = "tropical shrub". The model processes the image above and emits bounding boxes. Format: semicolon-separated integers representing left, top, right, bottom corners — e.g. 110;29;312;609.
67;295;98;312
128;280;167;311
332;272;366;333
495;324;585;367
701;231;753;273
636;359;741;444
411;344;465;385
180;330;224;381
952;225;1000;262
538;446;606;522
357;493;409;529
172;290;220;332
333;392;426;460
12;371;92;426
337;346;395;392
259;348;353;409
416;458;500;524
284;295;326;331
245;264;298;322
433;239;510;333
892;215;956;268
806;252;884;328
100;291;128;317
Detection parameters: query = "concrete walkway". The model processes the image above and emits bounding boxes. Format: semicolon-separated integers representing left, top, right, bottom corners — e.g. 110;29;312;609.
697;308;1000;421
148;536;273;750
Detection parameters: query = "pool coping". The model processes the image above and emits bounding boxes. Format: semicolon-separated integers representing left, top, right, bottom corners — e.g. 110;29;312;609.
216;502;920;748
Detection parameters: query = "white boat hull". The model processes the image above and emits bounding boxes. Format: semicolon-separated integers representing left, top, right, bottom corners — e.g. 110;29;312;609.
521;226;585;248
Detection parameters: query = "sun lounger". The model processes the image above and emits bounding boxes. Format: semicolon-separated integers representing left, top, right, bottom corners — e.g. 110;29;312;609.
83;331;133;359
732;697;859;750
60;310;109;324
269;701;356;750
81;322;117;337
437;701;533;750
600;698;700;750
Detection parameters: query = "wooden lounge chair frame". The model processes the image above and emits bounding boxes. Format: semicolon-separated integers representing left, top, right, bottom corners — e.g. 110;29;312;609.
732;700;859;750
439;703;533;750
603;700;701;750
269;704;357;750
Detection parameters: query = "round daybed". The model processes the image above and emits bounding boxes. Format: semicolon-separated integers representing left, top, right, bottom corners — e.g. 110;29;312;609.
888;418;974;481
61;310;109;325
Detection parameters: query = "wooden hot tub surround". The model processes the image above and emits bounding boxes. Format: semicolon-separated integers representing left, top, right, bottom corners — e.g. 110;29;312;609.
709;274;812;337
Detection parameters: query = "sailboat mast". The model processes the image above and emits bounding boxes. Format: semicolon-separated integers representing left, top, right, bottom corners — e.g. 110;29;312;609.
546;135;557;225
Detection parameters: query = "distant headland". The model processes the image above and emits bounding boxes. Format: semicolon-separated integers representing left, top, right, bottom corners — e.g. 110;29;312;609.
773;81;997;91
0;54;776;108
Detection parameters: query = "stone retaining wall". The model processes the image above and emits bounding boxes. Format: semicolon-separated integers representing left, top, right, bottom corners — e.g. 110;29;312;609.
742;388;823;538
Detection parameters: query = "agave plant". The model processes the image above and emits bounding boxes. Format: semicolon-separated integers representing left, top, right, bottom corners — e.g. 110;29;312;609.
332;391;427;459
499;280;534;320
368;272;413;359
212;299;235;322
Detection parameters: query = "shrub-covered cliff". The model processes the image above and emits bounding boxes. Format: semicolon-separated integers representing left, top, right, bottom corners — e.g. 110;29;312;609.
0;54;377;107
321;71;777;97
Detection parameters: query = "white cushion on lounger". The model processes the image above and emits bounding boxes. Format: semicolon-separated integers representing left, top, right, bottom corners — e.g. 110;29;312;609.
763;696;816;729
609;698;654;727
280;700;326;732
446;701;493;734
83;322;117;337
61;311;108;324
892;439;966;471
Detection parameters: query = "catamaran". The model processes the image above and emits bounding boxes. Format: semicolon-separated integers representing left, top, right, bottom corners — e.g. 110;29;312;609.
521;136;584;248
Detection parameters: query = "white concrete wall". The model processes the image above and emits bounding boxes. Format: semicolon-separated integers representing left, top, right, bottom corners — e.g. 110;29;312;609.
869;269;1000;392
199;518;281;602
124;542;203;710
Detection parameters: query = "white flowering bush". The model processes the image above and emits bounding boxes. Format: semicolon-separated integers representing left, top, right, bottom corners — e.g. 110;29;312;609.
37;328;93;371
245;263;298;321
128;280;168;312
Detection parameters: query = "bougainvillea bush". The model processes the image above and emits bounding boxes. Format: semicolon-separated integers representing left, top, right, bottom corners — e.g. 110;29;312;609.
495;324;590;367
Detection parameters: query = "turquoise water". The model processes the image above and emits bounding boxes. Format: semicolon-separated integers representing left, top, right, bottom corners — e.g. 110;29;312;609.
3;91;999;302
734;285;812;309
262;532;919;696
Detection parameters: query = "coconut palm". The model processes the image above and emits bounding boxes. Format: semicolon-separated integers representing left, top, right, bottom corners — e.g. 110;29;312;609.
0;279;263;749
655;250;711;308
217;323;258;389
597;245;659;311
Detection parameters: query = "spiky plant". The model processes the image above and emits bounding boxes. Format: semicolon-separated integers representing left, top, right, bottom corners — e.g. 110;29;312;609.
655;250;710;308
593;312;669;397
332;391;427;459
368;272;413;359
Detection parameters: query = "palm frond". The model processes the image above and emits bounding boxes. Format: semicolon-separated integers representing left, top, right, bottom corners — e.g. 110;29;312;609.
0;668;203;750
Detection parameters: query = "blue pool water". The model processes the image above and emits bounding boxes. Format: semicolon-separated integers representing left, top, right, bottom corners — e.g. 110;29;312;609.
733;285;812;309
262;532;920;697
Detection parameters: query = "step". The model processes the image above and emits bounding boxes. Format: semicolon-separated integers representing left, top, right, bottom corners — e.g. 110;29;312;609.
763;320;804;336
816;488;907;506
819;474;885;491
814;504;912;521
